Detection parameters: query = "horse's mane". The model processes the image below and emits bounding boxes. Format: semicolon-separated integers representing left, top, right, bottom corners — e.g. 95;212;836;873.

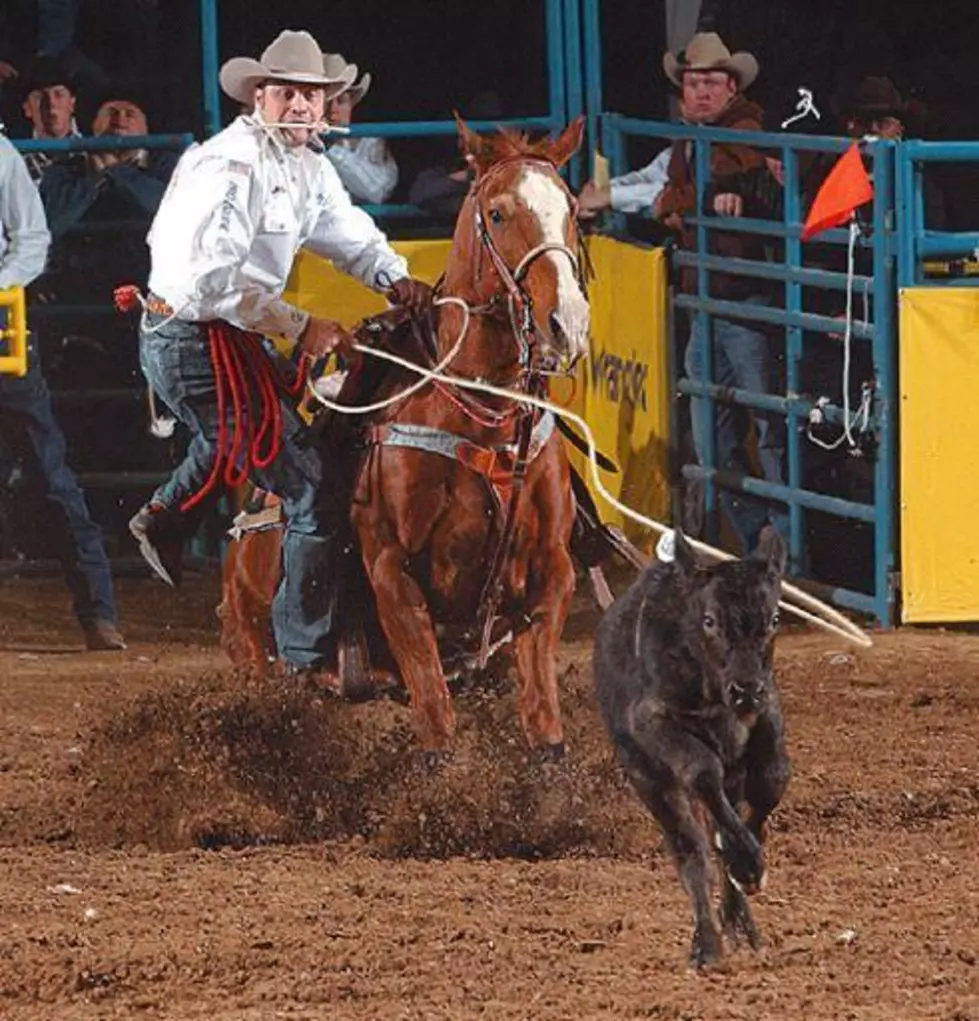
479;127;554;165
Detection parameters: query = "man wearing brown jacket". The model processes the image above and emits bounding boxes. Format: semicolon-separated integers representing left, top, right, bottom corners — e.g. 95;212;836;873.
658;33;786;554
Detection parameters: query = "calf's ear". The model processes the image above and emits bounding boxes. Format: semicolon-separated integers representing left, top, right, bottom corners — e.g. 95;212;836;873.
753;525;787;577
673;527;701;574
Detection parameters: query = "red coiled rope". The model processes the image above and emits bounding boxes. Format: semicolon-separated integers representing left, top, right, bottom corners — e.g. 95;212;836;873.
113;285;308;514
179;323;308;513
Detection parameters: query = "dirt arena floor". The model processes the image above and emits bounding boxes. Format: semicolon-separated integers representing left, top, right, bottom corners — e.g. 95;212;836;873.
1;572;978;1020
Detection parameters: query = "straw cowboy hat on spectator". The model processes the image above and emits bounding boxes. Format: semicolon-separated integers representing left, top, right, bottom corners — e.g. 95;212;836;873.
219;30;356;105
663;32;759;90
322;53;371;106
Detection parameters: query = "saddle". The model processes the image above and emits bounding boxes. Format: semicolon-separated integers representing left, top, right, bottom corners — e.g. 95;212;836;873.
229;306;646;690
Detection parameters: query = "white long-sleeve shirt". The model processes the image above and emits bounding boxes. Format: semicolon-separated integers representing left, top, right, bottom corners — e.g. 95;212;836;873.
0;135;51;290
146;115;409;341
326;136;399;205
609;147;672;214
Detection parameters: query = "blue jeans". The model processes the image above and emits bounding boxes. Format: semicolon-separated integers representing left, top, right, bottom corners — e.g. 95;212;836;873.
684;312;787;553
0;339;117;626
139;312;340;668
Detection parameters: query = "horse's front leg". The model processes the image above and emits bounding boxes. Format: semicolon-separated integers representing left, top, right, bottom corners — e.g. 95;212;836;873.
510;537;575;755
358;528;455;752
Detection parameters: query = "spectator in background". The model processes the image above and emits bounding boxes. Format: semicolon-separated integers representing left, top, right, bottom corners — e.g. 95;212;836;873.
658;33;787;554
15;55;82;182
577;148;670;220
408;90;506;219
40;90;179;239
321;53;398;205
31;88;180;393
842;75;945;227
0;133;125;650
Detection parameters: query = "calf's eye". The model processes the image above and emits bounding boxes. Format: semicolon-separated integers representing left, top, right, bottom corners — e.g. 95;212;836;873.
771;609;781;630
702;613;717;633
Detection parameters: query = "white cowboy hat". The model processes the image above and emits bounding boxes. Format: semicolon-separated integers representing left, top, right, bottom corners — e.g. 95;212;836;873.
663;32;759;90
322;52;371;106
219;30;356;105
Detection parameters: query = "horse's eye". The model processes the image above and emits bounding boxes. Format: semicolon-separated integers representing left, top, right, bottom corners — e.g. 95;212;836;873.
488;208;504;225
702;613;717;633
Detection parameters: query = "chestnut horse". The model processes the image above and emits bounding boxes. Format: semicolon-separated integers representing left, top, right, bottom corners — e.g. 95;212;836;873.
220;118;589;759
351;117;588;757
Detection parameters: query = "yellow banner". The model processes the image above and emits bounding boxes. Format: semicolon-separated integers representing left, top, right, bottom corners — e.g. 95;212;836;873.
0;286;28;377
285;240;452;326
900;287;979;622
570;238;669;548
283;237;671;550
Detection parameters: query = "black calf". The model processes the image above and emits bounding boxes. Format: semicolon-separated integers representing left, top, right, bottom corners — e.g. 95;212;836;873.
593;527;791;968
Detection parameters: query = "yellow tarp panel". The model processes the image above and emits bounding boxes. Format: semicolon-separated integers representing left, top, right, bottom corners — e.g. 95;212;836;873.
571;238;670;550
283;237;670;551
900;287;979;623
285;240;452;326
0;286;28;377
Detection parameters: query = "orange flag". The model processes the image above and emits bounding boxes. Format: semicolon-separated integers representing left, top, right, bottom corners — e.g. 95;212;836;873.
801;142;874;241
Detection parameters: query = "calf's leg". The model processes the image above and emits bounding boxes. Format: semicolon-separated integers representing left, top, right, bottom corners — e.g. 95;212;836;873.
619;752;722;968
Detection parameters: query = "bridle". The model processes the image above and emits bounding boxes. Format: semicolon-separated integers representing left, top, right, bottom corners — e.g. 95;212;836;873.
468;156;589;376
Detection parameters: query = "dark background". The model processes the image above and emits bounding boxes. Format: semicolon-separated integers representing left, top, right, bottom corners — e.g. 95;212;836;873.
3;0;976;214
0;0;972;572
2;1;975;133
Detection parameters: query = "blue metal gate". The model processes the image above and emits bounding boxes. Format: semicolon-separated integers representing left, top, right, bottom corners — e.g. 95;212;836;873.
599;119;899;625
575;0;902;625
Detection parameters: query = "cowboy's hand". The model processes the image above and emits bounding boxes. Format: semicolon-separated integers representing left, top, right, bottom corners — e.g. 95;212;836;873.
765;156;786;187
713;193;744;217
89;151;117;173
577;181;611;219
299;316;357;362
389;276;433;316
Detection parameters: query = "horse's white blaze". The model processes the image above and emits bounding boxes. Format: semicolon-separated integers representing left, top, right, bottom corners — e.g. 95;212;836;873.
517;168;590;361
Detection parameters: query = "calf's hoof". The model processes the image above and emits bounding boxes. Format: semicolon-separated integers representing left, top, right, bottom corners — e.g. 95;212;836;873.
721;878;761;950
716;829;765;894
689;925;723;970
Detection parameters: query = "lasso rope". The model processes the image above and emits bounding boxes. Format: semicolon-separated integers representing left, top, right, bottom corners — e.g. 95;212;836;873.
180;324;308;513
113;284;307;514
806;217;873;451
308;326;872;649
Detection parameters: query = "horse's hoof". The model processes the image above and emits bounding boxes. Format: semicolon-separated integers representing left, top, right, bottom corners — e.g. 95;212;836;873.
284;665;343;699
421;748;453;774
536;742;566;764
343;669;406;704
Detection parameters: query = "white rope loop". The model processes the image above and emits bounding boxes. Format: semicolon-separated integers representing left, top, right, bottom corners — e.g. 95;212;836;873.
306;296;471;416
307;321;872;649
806;216;873;452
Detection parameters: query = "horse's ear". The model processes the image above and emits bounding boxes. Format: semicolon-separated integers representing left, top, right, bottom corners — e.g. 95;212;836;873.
454;111;485;167
548;116;585;168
